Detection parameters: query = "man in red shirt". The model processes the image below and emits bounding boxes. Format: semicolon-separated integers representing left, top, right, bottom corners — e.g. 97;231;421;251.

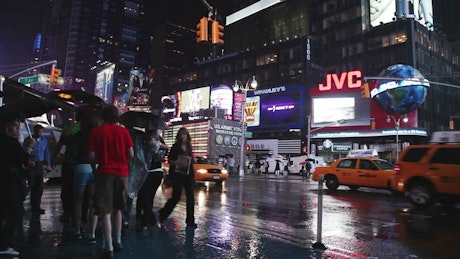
88;105;134;259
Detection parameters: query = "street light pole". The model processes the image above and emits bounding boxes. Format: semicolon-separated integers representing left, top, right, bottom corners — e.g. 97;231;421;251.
233;76;258;177
386;114;408;161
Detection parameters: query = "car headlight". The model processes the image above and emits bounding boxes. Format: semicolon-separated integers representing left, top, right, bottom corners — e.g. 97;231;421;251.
196;169;207;174
222;169;228;174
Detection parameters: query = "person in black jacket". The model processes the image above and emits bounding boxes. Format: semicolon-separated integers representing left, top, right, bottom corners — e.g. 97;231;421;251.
0;114;34;256
158;127;197;228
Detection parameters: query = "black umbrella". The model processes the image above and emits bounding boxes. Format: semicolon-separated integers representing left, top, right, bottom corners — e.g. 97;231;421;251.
0;97;60;119
120;111;168;131
0;97;60;136
46;89;105;107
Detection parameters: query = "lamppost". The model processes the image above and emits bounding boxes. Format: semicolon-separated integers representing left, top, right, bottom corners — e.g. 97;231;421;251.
386;114;408;161
233;76;258;177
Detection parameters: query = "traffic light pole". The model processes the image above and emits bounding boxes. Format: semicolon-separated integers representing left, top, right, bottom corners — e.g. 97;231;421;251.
9;60;57;79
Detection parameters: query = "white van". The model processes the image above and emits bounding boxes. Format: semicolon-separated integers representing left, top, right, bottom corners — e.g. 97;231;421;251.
288;155;325;175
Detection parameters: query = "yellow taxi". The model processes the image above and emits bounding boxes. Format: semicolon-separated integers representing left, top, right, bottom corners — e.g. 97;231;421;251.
312;150;396;193
162;157;229;184
392;131;460;208
194;156;229;184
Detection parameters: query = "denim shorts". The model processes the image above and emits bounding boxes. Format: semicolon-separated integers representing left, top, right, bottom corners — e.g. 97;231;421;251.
73;164;94;186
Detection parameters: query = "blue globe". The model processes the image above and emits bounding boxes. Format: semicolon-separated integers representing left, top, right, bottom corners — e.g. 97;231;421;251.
371;64;429;115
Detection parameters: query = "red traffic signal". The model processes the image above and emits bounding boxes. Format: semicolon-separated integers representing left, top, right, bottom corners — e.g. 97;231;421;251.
50;66;61;83
196;17;208;43
211;20;224;45
245;145;251;151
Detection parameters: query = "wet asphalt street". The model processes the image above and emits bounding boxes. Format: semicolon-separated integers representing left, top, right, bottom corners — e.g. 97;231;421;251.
10;174;460;259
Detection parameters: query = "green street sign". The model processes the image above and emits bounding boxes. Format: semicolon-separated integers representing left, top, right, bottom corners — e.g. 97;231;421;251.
332;143;352;152
18;75;39;84
244;132;253;138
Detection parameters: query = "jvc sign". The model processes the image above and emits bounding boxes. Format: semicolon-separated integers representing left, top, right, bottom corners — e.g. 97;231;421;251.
318;70;362;91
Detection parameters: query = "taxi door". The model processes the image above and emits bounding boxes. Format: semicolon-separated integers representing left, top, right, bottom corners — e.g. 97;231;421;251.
356;159;380;187
429;147;460;195
336;158;358;185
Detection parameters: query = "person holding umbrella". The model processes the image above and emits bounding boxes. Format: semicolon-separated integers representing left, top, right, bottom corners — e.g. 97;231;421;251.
0;114;34;256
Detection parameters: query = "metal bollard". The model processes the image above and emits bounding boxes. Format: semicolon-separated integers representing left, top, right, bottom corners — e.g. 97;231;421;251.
312;174;327;250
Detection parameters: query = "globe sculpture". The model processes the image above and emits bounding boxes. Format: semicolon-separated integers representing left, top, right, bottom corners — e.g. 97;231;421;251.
370;64;430;115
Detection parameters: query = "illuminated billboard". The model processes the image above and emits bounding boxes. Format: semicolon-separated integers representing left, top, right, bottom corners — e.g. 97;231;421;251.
162;94;179;122
311;92;370;127
370;0;433;30
211;84;233;116
128;69;151;107
313;97;355;124
179;86;210;114
247;85;305;131
94;63;115;103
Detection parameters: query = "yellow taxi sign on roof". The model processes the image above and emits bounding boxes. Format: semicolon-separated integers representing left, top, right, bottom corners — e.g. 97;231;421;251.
430;131;460;144
347;149;379;158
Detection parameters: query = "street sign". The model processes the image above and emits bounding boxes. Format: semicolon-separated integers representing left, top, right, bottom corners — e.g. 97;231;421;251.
244;132;253;138
18;75;39;84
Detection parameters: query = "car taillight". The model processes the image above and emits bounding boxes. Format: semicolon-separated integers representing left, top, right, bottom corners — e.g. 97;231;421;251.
393;164;401;175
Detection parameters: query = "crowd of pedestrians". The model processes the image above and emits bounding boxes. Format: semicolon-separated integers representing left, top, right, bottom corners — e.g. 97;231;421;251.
0;105;197;259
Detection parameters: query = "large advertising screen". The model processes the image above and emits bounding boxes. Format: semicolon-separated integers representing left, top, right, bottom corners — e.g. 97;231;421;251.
94;64;115;103
128;69;151;107
210;84;233;117
247;85;305;131
370;0;433;29
313;97;355;124
311;92;370;127
261;90;301;125
179;86;210;114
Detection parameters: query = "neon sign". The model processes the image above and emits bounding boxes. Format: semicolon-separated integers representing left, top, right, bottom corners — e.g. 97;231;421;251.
318;70;362;91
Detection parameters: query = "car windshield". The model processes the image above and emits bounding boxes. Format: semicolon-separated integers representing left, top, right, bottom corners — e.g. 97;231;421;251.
196;157;211;164
374;159;393;169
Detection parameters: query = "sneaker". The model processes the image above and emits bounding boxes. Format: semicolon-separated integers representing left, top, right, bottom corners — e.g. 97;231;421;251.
0;247;19;256
103;250;113;259
84;235;96;245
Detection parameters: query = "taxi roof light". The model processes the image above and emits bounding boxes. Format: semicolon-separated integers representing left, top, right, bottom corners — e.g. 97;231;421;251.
429;131;460;144
347;149;379;158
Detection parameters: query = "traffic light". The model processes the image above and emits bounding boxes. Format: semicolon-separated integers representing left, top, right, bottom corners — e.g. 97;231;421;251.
50;66;61;83
245;145;251;151
361;83;370;99
211;20;224;45
196;17;208;43
449;119;455;130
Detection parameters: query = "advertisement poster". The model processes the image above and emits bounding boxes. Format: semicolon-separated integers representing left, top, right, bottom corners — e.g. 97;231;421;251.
179;86;210;114
210;84;233;117
94;64;115;103
245;96;260;127
233;92;245;122
128;69;151;108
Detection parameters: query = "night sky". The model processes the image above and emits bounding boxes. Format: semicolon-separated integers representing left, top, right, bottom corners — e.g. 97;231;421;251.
0;0;48;71
0;0;230;74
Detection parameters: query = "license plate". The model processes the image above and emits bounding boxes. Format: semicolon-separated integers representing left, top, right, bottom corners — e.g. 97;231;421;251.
213;175;220;179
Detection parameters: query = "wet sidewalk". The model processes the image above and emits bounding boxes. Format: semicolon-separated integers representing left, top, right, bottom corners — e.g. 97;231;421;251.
15;177;326;259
